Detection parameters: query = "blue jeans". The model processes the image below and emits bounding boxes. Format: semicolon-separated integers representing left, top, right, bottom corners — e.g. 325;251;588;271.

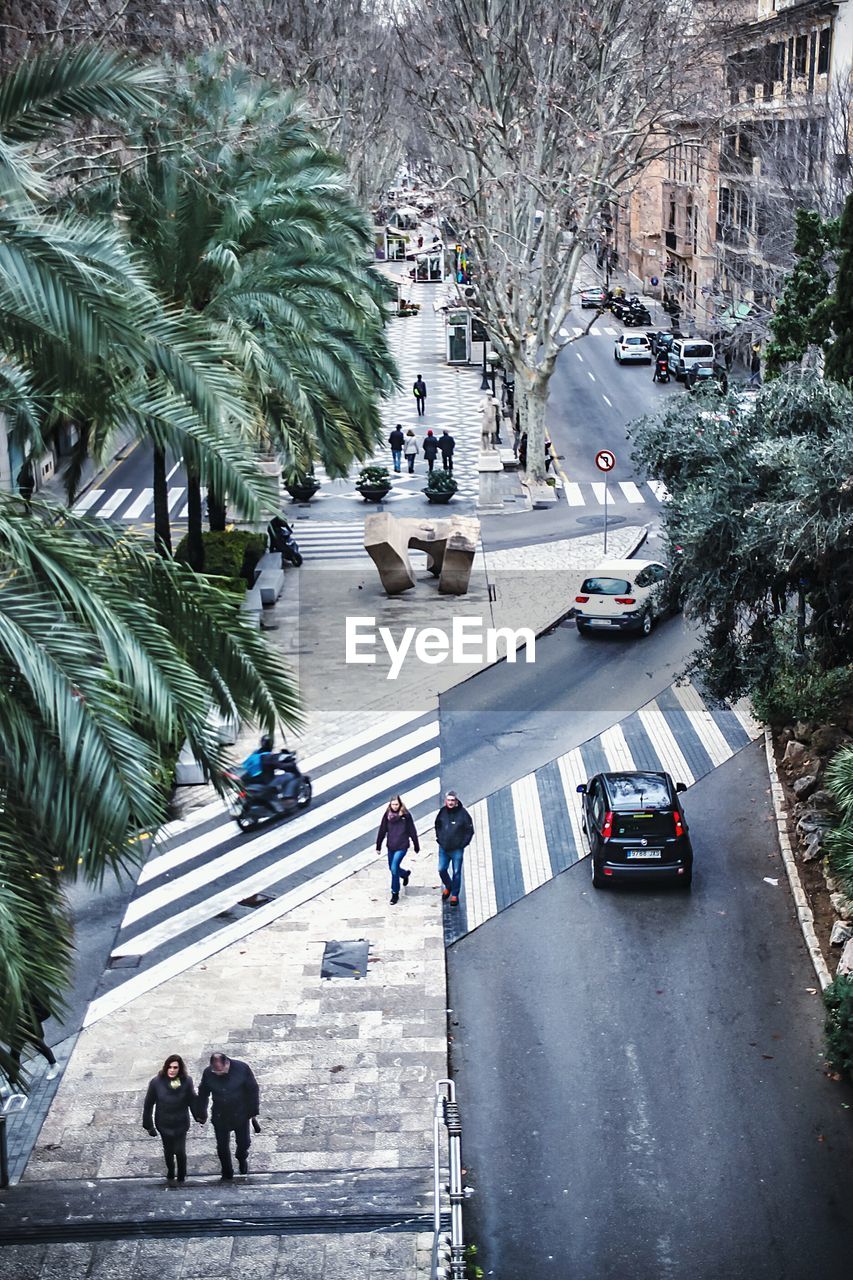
438;845;464;897
391;449;402;472
388;848;408;894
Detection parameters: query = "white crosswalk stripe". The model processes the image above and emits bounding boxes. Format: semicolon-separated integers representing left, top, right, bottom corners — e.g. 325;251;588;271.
96;488;131;518
124;488;154;519
72;489;104;513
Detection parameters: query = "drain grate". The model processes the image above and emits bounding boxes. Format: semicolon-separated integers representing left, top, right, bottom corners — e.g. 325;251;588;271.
239;893;274;908
321;939;369;980
108;955;142;969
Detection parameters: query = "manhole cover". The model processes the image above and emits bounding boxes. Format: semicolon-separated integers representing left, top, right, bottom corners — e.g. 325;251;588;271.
321;939;369;980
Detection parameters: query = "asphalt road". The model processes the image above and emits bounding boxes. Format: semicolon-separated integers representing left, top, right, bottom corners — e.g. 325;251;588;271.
441;609;696;802
447;740;853;1278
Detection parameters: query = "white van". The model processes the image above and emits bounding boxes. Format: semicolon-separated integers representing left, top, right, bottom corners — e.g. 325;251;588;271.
669;338;715;382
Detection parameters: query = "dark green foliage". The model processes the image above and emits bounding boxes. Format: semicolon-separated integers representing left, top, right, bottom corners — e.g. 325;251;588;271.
824;192;853;387
824;976;853;1077
357;465;391;485
764;209;836;377
824;747;853;901
630;373;853;708
175;529;266;588
425;469;459;493
751;661;853;727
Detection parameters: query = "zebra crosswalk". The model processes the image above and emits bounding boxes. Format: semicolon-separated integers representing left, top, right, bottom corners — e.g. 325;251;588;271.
85;710;442;1028
448;682;761;944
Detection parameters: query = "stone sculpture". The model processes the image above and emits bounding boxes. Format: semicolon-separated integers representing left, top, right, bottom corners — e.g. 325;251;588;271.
364;513;480;596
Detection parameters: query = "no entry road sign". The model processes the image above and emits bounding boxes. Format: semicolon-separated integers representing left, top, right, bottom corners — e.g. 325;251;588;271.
595;449;616;472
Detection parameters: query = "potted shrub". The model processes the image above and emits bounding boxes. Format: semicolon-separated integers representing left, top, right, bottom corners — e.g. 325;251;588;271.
423;470;458;503
285;471;320;502
356;464;392;502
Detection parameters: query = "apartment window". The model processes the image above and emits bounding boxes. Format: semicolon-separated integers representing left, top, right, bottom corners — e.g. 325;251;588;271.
817;27;831;76
795;35;808;76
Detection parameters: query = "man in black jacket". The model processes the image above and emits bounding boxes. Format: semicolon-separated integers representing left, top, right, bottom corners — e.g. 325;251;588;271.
435;790;474;905
388;424;405;473
438;430;456;473
197;1052;260;1178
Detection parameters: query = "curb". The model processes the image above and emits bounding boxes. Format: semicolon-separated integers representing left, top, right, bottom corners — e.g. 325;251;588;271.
763;726;832;991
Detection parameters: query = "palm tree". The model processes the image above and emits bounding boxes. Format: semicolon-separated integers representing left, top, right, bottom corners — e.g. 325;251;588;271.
0;498;301;1086
113;59;397;553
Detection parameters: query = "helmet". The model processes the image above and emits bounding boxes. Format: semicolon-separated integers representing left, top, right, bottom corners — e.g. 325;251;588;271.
259;734;274;753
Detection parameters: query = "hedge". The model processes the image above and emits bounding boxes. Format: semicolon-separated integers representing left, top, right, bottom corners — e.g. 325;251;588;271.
175;530;267;593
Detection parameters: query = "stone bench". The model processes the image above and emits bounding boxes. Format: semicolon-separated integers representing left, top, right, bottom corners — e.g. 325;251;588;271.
240;584;263;628
255;569;285;605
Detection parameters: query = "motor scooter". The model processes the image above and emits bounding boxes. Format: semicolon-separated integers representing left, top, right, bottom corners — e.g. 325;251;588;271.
230;752;312;831
267;516;303;567
653;355;671;383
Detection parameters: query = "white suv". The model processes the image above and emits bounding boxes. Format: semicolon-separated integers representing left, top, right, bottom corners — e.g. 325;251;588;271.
669;338;715;382
575;559;671;636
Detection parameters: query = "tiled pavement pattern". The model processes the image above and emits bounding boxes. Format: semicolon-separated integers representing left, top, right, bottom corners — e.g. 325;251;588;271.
444;681;762;945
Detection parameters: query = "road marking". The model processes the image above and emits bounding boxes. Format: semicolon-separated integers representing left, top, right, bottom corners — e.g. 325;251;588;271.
564;481;584;506
96;488;131;519
575;350;584;362
604;326;617;336
166;458;183;481
637;703;695;787
167;486;185;512
587;371;596;383
124;489;154;519
559;327;570;338
618;481;644;504
512;774;552;894
671;683;733;768
647;480;670;502
72;489;104;513
573;326;583;336
602;395;613;407
591;482;607;504
466;798;497;931
556;750;588;856
600;722;637;773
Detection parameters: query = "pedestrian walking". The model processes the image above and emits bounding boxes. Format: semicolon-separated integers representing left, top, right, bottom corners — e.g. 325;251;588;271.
422;429;439;473
438;429;456;473
197;1052;260;1179
388;424;405;473
404;430;419;474
413;374;427;416
512;419;521;458
375;794;421;904
518;432;528;470
435;790;474;906
545;438;555;473
142;1054;202;1184
9;998;59;1081
749;344;761;386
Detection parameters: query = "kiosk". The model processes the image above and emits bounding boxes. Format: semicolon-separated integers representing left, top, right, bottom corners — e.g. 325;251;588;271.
446;309;471;364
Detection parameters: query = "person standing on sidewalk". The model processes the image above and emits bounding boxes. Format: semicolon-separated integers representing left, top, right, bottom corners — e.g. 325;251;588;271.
422;430;439;473
197;1052;260;1179
435;790;474;906
142;1054;201;1185
438;430;456;473
404;430;419;474
413;374;427;416
388;424;405;473
9;998;59;1082
375;794;420;904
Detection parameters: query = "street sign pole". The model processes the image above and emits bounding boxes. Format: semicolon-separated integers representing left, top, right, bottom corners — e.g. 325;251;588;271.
594;449;616;556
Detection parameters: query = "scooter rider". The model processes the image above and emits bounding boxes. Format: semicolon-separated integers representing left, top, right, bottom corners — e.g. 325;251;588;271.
241;734;275;782
653;352;670;383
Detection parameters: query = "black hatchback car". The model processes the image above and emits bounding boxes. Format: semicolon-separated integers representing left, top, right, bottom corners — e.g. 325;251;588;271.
577;771;693;888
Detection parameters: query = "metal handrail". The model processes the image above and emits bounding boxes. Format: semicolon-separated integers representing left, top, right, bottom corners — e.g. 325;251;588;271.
432;1079;468;1279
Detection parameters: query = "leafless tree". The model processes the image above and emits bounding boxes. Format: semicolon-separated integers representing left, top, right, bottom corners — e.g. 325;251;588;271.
395;0;729;482
0;0;409;206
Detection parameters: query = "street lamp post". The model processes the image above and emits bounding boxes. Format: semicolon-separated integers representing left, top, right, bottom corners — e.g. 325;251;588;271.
480;339;491;391
486;351;501;442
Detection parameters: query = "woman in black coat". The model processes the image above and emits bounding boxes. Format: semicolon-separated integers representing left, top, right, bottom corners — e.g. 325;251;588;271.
142;1053;200;1183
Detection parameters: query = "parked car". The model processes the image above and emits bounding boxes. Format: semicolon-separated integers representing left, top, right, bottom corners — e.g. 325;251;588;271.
647;330;684;357
574;558;671;635
614;333;652;363
577;771;693;887
669;337;716;382
580;286;608;309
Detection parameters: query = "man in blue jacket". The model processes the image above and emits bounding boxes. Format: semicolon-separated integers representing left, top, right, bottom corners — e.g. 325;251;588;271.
435;790;474;906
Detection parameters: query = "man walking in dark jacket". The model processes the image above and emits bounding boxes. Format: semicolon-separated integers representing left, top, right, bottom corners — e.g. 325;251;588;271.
438;430;456;473
413;374;427;416
435;790;474;905
197;1052;260;1178
388;424;405;472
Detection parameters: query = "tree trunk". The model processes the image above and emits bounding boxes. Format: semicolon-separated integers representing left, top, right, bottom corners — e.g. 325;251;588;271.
152;445;171;558
207;486;227;532
522;372;550;483
185;469;204;572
